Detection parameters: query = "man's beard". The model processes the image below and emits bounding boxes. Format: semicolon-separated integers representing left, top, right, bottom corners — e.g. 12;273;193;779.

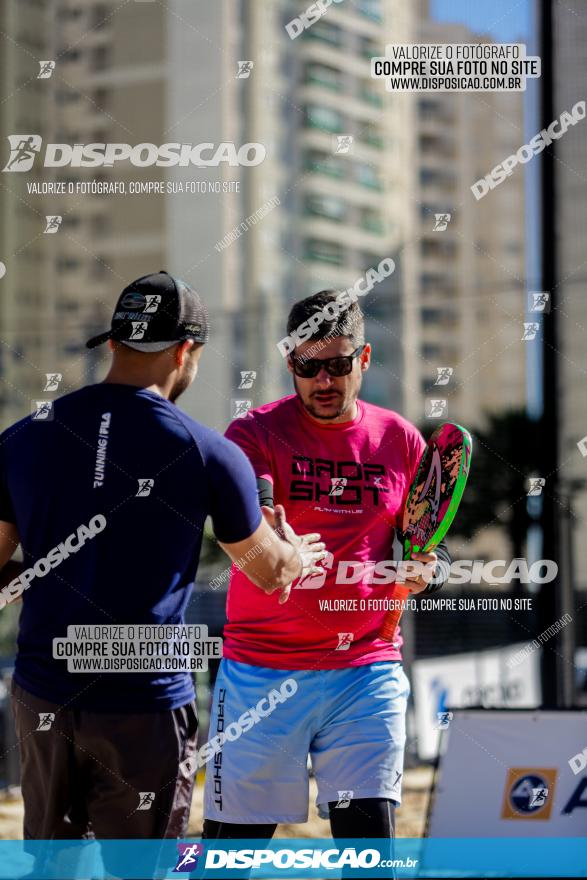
169;370;192;403
303;395;349;420
294;376;356;421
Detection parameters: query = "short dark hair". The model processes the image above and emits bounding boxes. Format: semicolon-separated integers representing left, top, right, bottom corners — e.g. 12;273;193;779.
286;290;365;348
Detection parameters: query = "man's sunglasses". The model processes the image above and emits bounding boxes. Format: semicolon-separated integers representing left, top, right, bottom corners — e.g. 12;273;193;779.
290;345;366;379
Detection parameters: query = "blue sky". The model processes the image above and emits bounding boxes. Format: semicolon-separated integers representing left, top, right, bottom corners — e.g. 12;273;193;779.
430;0;530;41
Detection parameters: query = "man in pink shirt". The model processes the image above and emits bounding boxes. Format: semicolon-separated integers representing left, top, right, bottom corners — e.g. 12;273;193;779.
203;291;451;845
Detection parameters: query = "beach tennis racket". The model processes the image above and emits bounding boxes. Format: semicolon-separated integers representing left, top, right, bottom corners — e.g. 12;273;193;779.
379;422;472;642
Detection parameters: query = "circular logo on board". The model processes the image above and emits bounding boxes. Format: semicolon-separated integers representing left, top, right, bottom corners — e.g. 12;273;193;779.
501;767;557;820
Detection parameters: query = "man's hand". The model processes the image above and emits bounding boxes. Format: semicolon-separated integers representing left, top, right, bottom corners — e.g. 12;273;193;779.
404;550;437;594
261;505;326;604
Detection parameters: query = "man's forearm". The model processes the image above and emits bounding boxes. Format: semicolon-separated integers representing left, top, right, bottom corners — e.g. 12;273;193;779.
229;522;302;593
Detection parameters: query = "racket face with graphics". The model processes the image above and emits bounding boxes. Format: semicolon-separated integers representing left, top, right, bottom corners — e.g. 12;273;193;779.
379;422;472;642
402;422;472;557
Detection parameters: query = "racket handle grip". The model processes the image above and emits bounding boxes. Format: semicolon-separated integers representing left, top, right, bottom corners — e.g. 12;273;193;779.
379;585;411;642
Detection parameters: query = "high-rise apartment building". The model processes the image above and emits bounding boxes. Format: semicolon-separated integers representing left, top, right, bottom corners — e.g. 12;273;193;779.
1;0;238;431
0;0;54;427
414;19;527;426
238;0;526;424
0;0;526;435
553;2;587;591
239;0;412;412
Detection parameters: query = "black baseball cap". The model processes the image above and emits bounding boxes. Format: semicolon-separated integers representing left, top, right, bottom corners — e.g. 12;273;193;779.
86;271;209;352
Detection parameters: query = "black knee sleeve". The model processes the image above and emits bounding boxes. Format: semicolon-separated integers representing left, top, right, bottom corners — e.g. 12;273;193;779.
202;818;277;840
328;797;396;838
329;798;397;879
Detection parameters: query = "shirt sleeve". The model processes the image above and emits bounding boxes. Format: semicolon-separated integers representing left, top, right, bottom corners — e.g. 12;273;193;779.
206;435;263;544
225;416;274;485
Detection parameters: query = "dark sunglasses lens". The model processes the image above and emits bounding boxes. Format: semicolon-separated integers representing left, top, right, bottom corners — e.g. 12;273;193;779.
326;357;352;377
294;359;319;378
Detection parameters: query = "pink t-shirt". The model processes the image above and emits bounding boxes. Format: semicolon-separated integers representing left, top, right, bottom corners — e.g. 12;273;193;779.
223;395;425;669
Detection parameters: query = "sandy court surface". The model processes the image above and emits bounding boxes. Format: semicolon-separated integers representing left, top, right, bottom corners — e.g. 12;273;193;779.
0;768;433;840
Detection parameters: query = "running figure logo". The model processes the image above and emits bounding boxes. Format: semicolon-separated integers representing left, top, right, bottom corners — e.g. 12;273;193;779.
434;367;453;386
329;477;347;497
527;477;545;497
37;61;56;79
32;401;53;421
238;371;256;389
232;400;252;419
44;215;62;234
3;135;42;172
522;322;539;341
36;713;55;731
295;551;333;590
143;294;161;313
44;373;62;391
426;398;447;418
435;711;453;730
433;213;451;231
334;135;353;154
529;291;551;313
501;769;557;819
137;792;155;811
335;790;353;809
174;844;204;873
136;478;155;497
336;633;354;651
237;61;254;78
529;787;548;809
130;321;148;340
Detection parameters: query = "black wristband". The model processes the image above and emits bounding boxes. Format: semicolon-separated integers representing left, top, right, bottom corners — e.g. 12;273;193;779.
256;478;274;509
425;539;452;593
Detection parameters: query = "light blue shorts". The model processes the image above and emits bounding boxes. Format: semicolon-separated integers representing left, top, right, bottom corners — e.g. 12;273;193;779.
203;659;410;824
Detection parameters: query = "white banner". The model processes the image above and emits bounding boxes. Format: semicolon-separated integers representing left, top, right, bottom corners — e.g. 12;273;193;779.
428;710;587;836
412;644;541;760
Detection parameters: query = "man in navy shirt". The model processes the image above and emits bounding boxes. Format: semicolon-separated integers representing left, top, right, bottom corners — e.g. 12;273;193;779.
0;271;325;842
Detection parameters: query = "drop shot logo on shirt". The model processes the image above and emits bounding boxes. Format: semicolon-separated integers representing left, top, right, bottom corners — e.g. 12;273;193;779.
93;412;111;488
289;455;388;506
222;395;426;669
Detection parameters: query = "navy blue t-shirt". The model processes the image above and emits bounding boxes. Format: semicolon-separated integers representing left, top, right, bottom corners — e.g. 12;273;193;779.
0;384;262;711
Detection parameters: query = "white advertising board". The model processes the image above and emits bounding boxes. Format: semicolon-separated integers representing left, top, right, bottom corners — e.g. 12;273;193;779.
413;644;541;760
428;710;587;836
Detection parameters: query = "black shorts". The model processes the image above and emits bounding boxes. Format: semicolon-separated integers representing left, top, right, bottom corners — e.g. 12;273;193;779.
11;681;198;840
